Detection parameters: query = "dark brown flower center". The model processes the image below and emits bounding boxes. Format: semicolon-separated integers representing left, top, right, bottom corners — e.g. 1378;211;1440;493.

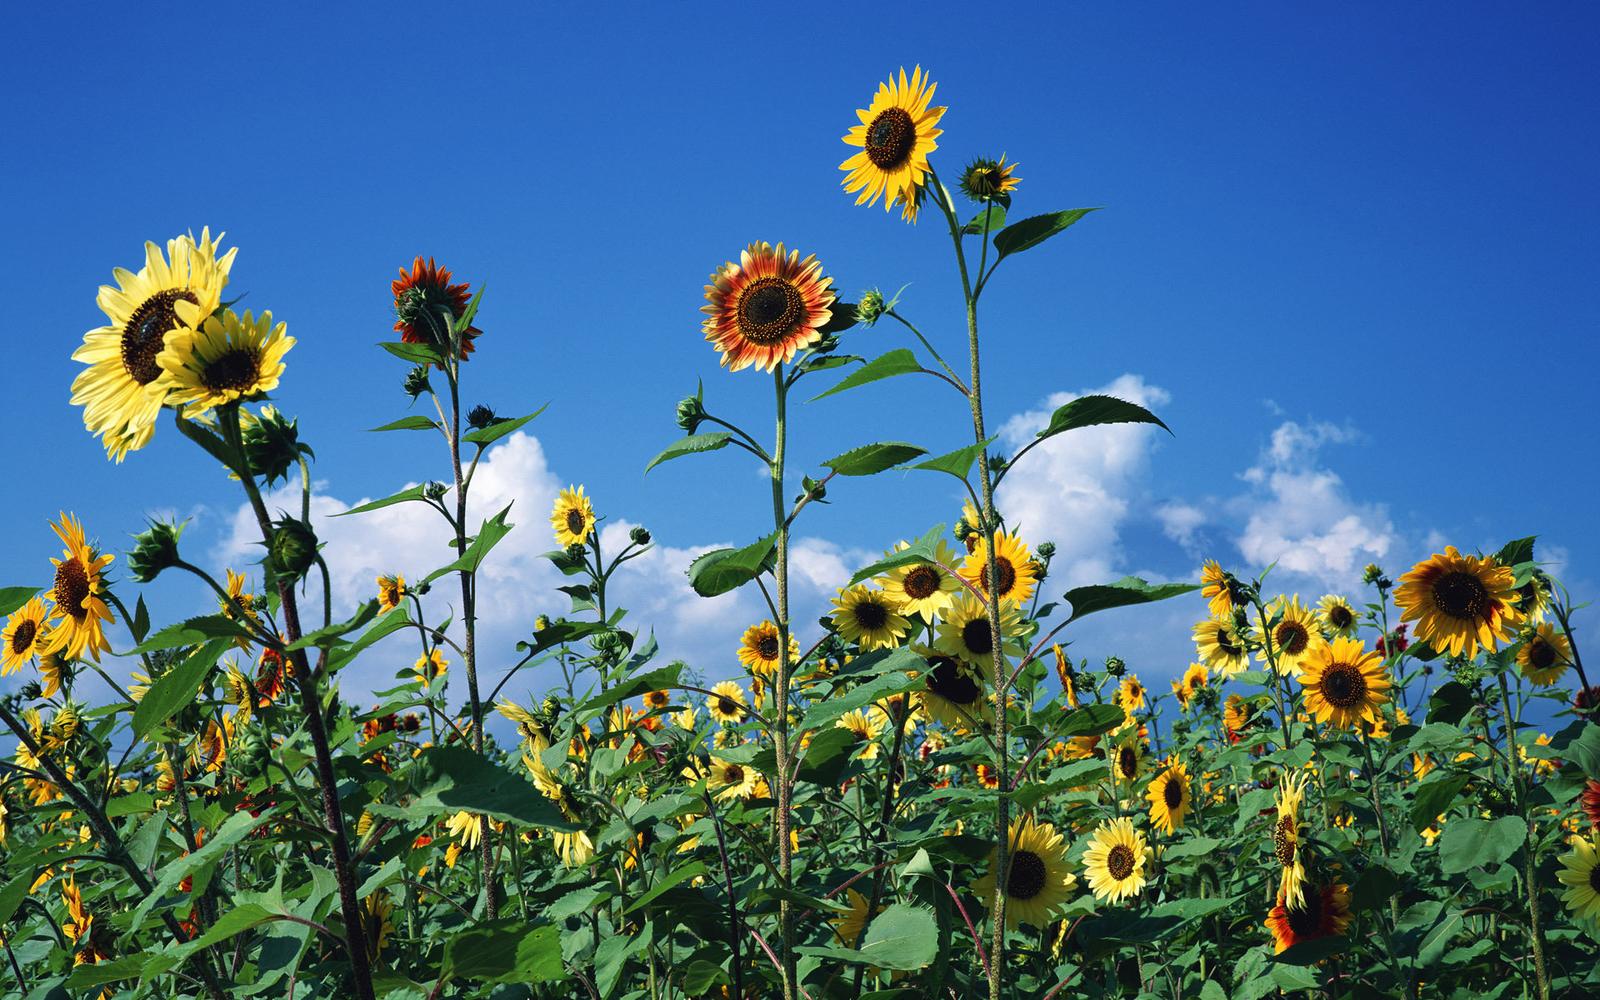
122;289;199;385
1284;897;1324;937
927;655;980;705
717;697;739;717
1006;849;1047;900
985;557;1018;598
852;598;889;632
1118;746;1137;779
722;764;744;784
1590;864;1600;894
1273;817;1297;866
865;107;916;170
1106;844;1136;881
1276;621;1309;657
201;348;260;393
10;619;37;654
757;634;781;660
1433;570;1489;621
565;509;587;536
903;564;941;600
1163;776;1184;809
1320;662;1367;709
962;618;994;656
1327;604;1355;630
736;277;805;346
1527;638;1557;671
53;559;91;619
1216;626;1242;657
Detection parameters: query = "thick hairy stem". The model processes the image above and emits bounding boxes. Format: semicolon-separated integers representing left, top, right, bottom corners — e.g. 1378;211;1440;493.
1498;672;1550;1000
771;365;797;1000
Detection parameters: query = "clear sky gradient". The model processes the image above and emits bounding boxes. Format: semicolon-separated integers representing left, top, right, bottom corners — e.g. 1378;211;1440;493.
3;4;1595;705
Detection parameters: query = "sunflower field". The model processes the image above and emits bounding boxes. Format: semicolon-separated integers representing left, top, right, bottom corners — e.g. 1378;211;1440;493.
4;65;1599;1000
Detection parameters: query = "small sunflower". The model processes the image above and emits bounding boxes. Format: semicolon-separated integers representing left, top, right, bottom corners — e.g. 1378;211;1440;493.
707;681;748;725
1256;596;1325;677
920;649;988;727
1178;663;1208;705
831;585;910;651
156;308;294;417
42;514;115;663
935;594;1026;665
255;647;293;704
1052;644;1079;707
2;597;50;677
1264;881;1351;954
839;66;946;220
1193;616;1248;676
642;689;672;713
1223;694;1255;742
392;256;481;361
1112;733;1146;786
376;574;407;614
1200;560;1242;618
959;531;1037;606
958;155;1021;204
737;621;798;678
700;242;835;373
1273;772;1310;907
220;568;261;653
975;763;1002;789
1316;595;1360;638
415;648;448;684
1517;623;1573;687
973;817;1076;929
1512;573;1552;624
836;709;886;760
1146;761;1192;835
1299;637;1390;730
1082;817;1150;903
830;888;881;946
550;486;595;547
878;540;962;619
709;756;759;802
1117;674;1148;714
1394;546;1521;658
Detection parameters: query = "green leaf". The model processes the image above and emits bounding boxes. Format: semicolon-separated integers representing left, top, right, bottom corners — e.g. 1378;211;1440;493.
645;432;734;474
992;208;1099;259
0;586;37;617
130;806;281;933
369;414;439;433
577;663;683;715
388;745;579;830
1036;394;1170;443
1439;816;1526;873
424;503;515;583
1062;576;1200;624
963;205;1006;235
67;954;148;988
624;862;709;914
327;606;413;673
910;438;996;482
0;871;33;926
379;340;444;365
129;615;251;654
687;533;778;598
847;523;949;587
1350;865;1402;914
443;921;563;984
818;301;859;335
132;639;231;740
823;442;926;477
799;904;937;971
1569;724;1600;777
1495;536;1536;566
810;348;921;402
139;903;278;980
462;405;548;446
795;727;858;787
799;672;920;732
1057;703;1126;739
454;286;485;335
1410;774;1469;833
336;483;430;517
1269;962;1322;990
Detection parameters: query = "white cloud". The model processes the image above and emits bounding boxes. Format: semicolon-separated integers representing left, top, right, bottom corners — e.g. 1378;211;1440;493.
1154;501;1207;555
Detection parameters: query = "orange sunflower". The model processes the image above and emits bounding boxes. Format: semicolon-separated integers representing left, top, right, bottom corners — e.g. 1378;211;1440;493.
700;242;835;373
1264;881;1351;954
392;257;481;361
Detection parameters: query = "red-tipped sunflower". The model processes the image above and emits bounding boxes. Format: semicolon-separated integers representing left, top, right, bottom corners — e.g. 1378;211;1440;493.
392;257;481;362
1264;881;1351;953
700;242;834;373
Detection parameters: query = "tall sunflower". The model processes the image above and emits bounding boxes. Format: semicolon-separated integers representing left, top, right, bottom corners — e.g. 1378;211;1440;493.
1200;560;1243;618
1082;817;1150;903
878;540;962;619
71;230;236;461
1192;616;1248;676
1273;771;1310;907
920;649;989;727
709;756;759;802
1264;881;1351;953
707;681;748;725
831;585;910;651
1393;546;1521;658
1117;674;1148;713
700;242;835;373
1299;637;1390;730
972;817;1076;929
935;594;1025;665
737;620;798;678
959;531;1037;606
1516;623;1573;687
550;486;595;547
2;597;50;677
156;309;294;416
1256;596;1325;677
839;66;945;220
1316;594;1360;638
392;256;481;361
42;514;114;663
1146;761;1191;835
1557;836;1600;921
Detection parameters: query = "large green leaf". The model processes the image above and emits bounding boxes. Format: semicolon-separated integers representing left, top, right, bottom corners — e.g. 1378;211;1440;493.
137;903;279;981
0;586;37;617
992;208;1099;259
443;920;564;984
128;615;252;654
810;349;921;402
798;671;920;732
963;205;1006;235
1410;774;1469;833
823;442;926;477
462;405;548;446
424;503;515;583
1439;816;1526;873
910;438;996;482
847;523;949;586
1495;536;1535;566
798;904;937;971
645;432;734;474
130;806;282;933
384;745;579;831
1036;394;1170;443
335;483;430;517
1062;577;1200;624
379;340;444;366
687;533;778;598
368;414;439;433
131;639;231;740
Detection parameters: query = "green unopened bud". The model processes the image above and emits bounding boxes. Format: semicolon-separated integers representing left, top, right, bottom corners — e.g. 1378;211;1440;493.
629;526;652;546
1104;656;1126;677
811;333;841;355
1036;541;1057;560
425;481;448;501
266;516;319;580
242;406;312;486
403;365;432;399
856;288;888;326
128;519;185;583
20;680;43;701
467;404;498;430
1362;563;1384;586
675;390;707;433
540;695;562;722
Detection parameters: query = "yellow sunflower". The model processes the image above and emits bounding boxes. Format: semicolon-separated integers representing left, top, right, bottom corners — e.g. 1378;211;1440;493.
935;594;1026;665
1316;595;1360;638
550;486;595;547
709;756;759;802
1146;761;1191;835
1178;663;1208;705
707;680;748;725
737;620;798;678
1273;772;1310;907
1256;596;1325;677
878;540;962;619
220;568;260;653
1517;623;1573;687
1112;733;1146;786
700;242;835;373
1117;674;1148;713
836;709;886;760
830;888;881;946
960;531;1038;607
156;308;294;416
1200;560;1241;618
1299;637;1390;730
1052;644;1079;707
831;585;910;651
1265;881;1351;954
1512;573;1552;625
446;810;482;849
1558;836;1600;921
1082;817;1150;903
1192;616;1248;676
415;648;448;684
958;155;1022;203
71;229;236;460
973;817;1076;929
839;66;945;219
42;514;114;663
376;574;407;614
2;597;50;677
642;689;672;713
1394;546;1521;658
362;891;394;963
921;649;989;727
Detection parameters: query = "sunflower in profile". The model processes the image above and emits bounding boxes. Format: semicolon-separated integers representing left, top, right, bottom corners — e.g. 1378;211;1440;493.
830;888;881;946
71;230;235;460
362;891;394;963
1316;595;1360;638
831;585;910;651
392;256;481;361
737;621;798;678
879;540;961;619
1052;645;1079;707
1516;623;1573;687
42;514;114;663
255;646;294;704
1117;674;1148;714
956;498;986;553
1512;573;1552;625
1273;771;1310;907
960;531;1037;607
707;681;748;725
836;709;886;760
1223;694;1255;743
220;568;261;653
1083;817;1150;903
973;817;1076;929
1174;663;1208;708
376;574;407;614
920;649;988;727
700;242;835;373
935;594;1025;665
709;756;759;802
1394;546;1521;658
157;309;294;417
1299;637;1389;730
1200;560;1243;618
2;597;50;677
550;486;595;547
525;755;593;867
1146;761;1191;835
839;66;945;220
1264;881;1351;953
1192;616;1248;676
1256;596;1325;678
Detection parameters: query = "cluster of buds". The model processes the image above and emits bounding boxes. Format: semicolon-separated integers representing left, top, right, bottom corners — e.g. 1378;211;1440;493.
466;404;500;430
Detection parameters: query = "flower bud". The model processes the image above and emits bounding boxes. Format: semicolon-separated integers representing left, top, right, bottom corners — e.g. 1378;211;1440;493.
675;390;707;433
425;481;448;501
242;406;312;486
629;526;652;546
856;288;888;326
128;519;185;583
1104;656;1126;677
267;517;319;580
467;404;499;430
403;365;432;399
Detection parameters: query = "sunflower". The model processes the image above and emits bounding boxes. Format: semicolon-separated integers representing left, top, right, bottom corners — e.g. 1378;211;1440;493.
831;585;910;651
935;594;1025;665
256;647;293;704
61;878;92;945
1517;623;1573;687
1512;573;1552;625
42;514;114;663
737;620;798;678
960;531;1038;607
376;574;407;614
975;763;1002;789
1193;616;1248;676
362;891;394;963
156;308;294;417
1316;595;1360;638
2;597;50;676
1394;546;1521;658
958;155;1022;204
920;649;988;727
839;66;945;219
1082;817;1150;903
879;540;962;619
1117;674;1147;713
1052;644;1079;707
709;756;759;802
1581;781;1600;831
1178;663;1208;706
973;817;1076;929
392;256;481;361
220;568;260;653
1112;733;1146;786
71;230;236;460
1146;761;1191;835
707;681;748;725
1200;560;1242;618
1264;881;1351;953
1257;596;1325;677
1300;638;1390;730
700;242;835;373
642;689;672;713
836;709;886;760
446;811;482;850
1273;772;1310;907
550;486;595;547
1223;693;1255;743
830;888;881;946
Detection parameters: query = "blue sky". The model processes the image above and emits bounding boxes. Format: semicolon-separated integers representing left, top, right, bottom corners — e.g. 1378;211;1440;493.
2;4;1596;708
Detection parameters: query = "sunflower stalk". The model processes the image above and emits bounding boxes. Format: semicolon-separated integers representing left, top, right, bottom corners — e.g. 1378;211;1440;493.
770;362;799;1000
1497;670;1551;1000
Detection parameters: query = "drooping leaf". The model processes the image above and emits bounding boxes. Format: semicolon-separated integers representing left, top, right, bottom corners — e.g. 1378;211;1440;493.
1062;577;1200;624
687;533;778;598
992;208;1099;259
129;806;282;933
963;205;1006;235
129;615;252;654
1410;774;1469;833
823;442;926;477
645;432;734;474
1035;394;1170;444
810;349;921;402
335;483;431;517
798;672;921;732
798;904;938;971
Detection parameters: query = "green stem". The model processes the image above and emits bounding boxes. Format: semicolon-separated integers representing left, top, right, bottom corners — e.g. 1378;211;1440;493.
1498;671;1550;1000
770;363;797;1000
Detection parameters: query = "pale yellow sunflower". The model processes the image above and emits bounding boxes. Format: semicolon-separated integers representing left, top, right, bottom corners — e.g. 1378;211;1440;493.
920;649;989;727
1316;595;1360;638
157;308;294;416
831;585;910;651
1256;596;1325;678
836;708;886;760
1193;616;1248;676
878;539;962;619
709;756;759;802
1273;771;1310;907
1517;623;1573;686
972;817;1076;929
935;594;1026;665
707;681;748;725
1557;836;1600;921
1146;761;1192;835
1082;817;1150;903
